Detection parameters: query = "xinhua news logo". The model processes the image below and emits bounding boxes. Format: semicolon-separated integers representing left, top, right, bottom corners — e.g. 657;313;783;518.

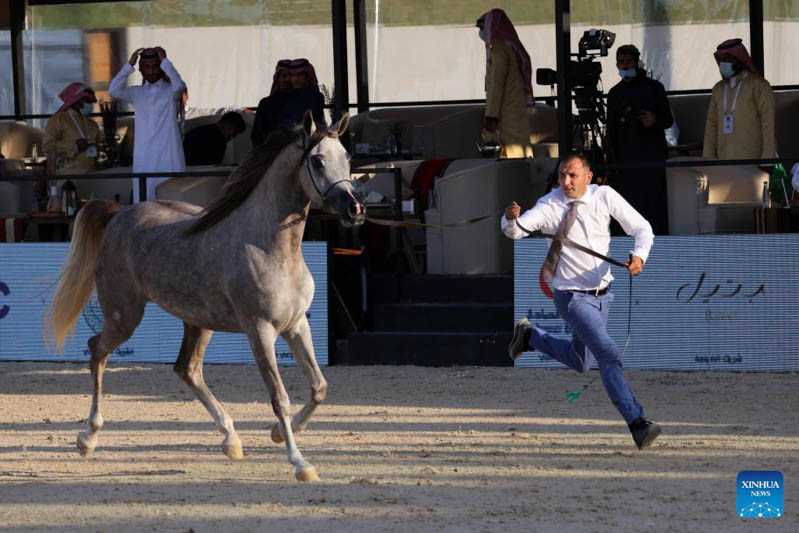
737;470;783;518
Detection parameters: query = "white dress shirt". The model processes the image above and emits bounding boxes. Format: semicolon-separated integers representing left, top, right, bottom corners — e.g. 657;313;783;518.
109;58;186;203
501;184;654;291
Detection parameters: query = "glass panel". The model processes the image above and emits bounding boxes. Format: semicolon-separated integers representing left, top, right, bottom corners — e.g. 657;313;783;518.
765;0;799;85
0;30;13;116
570;0;750;92
363;1;554;103
361;0;763;104
24;0;336;119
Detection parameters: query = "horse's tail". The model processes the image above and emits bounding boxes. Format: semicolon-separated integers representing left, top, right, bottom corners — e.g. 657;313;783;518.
45;199;124;352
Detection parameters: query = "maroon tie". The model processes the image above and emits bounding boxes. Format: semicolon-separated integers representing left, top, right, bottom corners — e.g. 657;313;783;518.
540;201;580;281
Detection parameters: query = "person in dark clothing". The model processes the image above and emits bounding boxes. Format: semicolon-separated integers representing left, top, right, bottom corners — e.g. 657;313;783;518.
183;111;246;166
606;44;673;235
251;58;326;148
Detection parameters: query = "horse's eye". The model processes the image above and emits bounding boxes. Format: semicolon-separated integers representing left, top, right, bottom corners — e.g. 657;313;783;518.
311;155;325;169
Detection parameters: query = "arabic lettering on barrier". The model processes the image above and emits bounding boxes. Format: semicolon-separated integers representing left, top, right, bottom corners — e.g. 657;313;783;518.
82;346;135;357
0;281;9;320
676;273;766;303
694;354;743;364
526;308;559;320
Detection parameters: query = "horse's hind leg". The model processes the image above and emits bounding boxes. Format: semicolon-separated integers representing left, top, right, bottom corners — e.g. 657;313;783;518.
173;323;243;460
271;316;327;444
77;303;144;457
248;320;318;481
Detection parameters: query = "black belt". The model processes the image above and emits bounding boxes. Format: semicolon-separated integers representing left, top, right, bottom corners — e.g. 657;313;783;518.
570;286;610;297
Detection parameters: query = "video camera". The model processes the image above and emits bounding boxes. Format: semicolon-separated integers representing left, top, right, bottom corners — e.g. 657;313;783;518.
534;28;616;168
535;28;616;98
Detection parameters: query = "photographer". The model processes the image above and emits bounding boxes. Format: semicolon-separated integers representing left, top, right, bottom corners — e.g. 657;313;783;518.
606;45;672;235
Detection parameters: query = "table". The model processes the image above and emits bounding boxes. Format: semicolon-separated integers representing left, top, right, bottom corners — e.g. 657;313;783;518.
753;206;799;233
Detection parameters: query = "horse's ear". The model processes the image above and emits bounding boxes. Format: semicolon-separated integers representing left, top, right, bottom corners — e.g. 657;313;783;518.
302;109;316;137
330;112;350;136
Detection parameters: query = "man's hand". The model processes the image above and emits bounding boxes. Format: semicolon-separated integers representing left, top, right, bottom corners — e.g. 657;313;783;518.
155;46;167;60
637;110;656;127
625;254;644;276
128;48;144;66
483;117;499;132
505;201;521;220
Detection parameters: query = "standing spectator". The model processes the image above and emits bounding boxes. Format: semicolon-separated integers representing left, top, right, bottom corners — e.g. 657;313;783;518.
476;8;534;159
251;59;292;147
606;45;673;235
251;58;326;148
43;82;102;175
109;47;186;203
183;112;246;166
703;38;775;160
286;58;326;130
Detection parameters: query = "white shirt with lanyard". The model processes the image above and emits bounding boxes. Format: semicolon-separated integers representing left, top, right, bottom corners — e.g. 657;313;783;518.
67;109;98;158
722;71;748;135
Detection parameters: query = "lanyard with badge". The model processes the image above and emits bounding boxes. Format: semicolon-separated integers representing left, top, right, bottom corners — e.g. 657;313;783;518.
722;71;748;135
68;110;98;158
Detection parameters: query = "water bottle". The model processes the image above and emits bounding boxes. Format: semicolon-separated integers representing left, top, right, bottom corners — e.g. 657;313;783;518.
61;180;77;217
761;180;771;208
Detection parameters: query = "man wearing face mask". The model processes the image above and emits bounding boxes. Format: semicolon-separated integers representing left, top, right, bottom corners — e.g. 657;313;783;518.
109;46;187;202
476;9;534;158
703;38;775;160
606;45;673;235
43;82;102;175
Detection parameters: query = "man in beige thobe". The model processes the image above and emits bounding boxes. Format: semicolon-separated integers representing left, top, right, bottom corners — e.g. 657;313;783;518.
703;38;775;159
476;9;534;159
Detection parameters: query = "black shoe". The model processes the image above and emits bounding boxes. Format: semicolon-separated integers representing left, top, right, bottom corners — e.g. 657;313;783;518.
629;418;661;450
508;318;532;361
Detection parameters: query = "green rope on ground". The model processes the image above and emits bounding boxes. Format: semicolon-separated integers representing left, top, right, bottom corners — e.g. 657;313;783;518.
566;377;598;403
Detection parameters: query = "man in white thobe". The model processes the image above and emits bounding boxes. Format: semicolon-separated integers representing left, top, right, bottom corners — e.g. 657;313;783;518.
109;46;186;203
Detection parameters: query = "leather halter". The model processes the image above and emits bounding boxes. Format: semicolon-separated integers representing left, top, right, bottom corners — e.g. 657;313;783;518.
279;131;350;231
297;131;350;202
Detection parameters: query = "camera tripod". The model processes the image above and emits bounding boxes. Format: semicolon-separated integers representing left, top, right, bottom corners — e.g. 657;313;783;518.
571;96;609;182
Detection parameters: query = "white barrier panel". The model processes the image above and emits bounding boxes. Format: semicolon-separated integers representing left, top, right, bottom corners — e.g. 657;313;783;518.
514;235;799;371
0;243;328;366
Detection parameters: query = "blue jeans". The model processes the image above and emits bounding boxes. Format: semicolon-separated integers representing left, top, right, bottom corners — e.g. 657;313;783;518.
528;289;645;424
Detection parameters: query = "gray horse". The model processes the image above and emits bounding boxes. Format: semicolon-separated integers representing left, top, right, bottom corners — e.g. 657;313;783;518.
45;112;363;481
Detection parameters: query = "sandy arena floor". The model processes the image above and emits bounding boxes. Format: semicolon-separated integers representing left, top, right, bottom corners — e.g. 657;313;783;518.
0;362;796;532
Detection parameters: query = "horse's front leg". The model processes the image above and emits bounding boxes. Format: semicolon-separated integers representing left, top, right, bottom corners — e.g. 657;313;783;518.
271;315;327;444
173;323;243;460
248;320;319;482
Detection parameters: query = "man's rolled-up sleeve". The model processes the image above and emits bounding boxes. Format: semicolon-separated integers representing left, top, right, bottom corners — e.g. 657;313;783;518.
607;187;654;262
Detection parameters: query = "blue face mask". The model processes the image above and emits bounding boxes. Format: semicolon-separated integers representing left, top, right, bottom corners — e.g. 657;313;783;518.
619;68;636;81
718;61;736;79
79;102;94;116
478;29;486;42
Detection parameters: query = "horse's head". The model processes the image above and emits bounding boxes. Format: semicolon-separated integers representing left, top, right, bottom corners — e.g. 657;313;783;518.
298;110;365;227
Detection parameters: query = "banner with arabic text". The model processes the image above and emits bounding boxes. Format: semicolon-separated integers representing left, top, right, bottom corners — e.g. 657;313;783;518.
0;243;328;366
513;234;799;371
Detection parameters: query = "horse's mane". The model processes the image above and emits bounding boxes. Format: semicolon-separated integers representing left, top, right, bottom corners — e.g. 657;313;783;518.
186;125;330;235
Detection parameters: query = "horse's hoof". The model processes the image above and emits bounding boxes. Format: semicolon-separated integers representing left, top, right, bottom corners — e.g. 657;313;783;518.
222;440;244;460
295;466;319;482
270;424;284;444
76;432;95;457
